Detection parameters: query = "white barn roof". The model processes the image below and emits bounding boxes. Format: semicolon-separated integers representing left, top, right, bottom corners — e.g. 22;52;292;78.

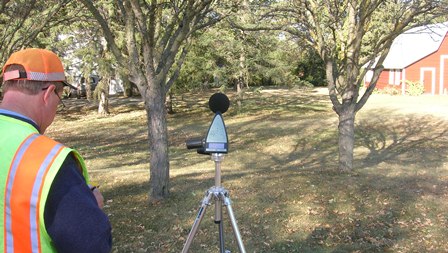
383;22;448;69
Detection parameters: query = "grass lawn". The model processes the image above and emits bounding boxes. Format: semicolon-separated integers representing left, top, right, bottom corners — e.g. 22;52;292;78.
48;87;448;252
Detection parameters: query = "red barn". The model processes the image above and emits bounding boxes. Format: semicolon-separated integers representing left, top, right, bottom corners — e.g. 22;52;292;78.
364;23;448;95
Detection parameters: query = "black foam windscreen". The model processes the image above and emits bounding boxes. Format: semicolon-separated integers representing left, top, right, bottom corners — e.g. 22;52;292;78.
209;93;230;114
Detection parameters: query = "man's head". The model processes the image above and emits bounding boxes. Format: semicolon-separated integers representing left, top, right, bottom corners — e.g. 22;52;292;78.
2;48;71;93
1;48;71;133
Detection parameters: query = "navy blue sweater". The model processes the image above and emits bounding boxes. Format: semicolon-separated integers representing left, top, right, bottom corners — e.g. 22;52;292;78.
1;110;112;252
45;154;112;252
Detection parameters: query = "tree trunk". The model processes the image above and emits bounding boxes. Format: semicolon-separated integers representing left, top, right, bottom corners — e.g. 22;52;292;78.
236;78;243;109
166;92;174;114
146;84;170;202
337;104;356;172
123;78;133;97
236;0;249;110
236;51;245;110
86;75;93;101
98;92;109;115
97;78;110;115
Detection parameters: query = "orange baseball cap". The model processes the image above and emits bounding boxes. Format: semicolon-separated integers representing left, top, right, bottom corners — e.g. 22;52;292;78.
2;48;74;88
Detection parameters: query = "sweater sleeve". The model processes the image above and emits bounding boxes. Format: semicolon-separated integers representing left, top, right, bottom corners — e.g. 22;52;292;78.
44;153;112;253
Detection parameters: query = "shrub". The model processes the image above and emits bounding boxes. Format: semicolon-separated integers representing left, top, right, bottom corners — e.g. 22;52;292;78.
373;86;401;95
405;80;424;96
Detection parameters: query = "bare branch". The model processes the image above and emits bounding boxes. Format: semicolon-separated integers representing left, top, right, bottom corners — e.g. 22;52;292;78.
79;0;125;64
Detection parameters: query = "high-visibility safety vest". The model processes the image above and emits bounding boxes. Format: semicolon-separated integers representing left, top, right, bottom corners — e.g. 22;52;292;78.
0;114;89;252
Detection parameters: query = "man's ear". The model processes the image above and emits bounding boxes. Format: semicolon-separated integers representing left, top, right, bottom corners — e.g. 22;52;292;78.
42;84;56;105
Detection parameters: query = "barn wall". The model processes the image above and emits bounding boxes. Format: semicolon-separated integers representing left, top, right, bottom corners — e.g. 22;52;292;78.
366;33;448;95
375;71;390;89
406;34;448;94
365;70;401;92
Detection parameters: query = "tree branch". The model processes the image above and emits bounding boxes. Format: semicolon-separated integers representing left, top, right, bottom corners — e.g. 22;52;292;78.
79;0;125;64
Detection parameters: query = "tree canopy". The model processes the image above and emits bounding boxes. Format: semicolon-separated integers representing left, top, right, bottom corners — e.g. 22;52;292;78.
0;0;80;63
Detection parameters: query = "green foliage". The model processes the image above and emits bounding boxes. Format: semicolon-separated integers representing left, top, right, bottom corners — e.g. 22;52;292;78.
0;0;79;64
173;23;306;92
405;80;425;96
295;50;326;86
170;30;223;92
251;35;303;87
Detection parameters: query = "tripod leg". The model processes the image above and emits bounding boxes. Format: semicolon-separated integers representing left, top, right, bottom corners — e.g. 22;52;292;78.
182;192;212;253
215;199;225;253
224;196;246;253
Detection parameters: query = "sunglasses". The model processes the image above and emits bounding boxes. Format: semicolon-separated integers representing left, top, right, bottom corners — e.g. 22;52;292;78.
42;86;66;109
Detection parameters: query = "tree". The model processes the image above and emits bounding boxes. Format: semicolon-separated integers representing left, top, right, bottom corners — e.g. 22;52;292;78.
173;11;302;96
96;75;110;115
0;0;79;65
95;50;114;116
79;0;231;202
52;17;108;101
262;0;447;171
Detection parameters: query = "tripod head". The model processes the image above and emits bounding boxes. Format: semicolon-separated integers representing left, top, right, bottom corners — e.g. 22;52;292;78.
186;93;230;155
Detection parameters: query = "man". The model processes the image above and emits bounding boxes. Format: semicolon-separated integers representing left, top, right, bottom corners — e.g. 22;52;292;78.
0;48;112;252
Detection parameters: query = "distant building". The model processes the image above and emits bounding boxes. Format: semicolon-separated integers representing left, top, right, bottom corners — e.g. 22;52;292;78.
364;22;448;95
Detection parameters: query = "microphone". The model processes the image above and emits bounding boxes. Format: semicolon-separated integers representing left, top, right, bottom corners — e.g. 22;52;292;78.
209;93;230;114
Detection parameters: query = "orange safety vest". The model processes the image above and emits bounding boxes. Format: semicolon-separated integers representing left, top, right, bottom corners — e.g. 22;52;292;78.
1;114;89;252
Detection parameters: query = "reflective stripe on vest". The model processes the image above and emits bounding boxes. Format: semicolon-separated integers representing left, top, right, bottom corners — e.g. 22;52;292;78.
4;133;64;253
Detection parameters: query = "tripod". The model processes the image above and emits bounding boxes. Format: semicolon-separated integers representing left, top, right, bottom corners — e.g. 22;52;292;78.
181;153;246;253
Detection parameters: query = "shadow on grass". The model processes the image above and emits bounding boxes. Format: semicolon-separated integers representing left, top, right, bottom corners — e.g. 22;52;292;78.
356;111;448;169
105;155;448;252
50;89;448;252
